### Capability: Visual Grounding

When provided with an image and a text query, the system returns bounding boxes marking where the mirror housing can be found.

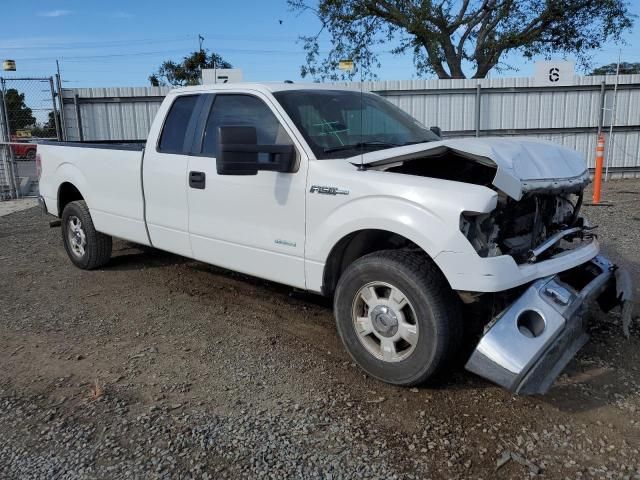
[429,126,442,138]
[217,126,295,176]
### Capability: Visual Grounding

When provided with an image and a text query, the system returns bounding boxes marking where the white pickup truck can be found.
[37,83,632,394]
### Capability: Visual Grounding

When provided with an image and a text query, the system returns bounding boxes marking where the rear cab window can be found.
[157,95,201,154]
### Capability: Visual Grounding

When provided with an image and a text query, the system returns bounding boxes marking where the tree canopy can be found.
[149,50,233,86]
[31,111,60,138]
[589,61,640,76]
[3,89,36,133]
[289,0,635,80]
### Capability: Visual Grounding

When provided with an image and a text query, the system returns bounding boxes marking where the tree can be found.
[31,111,60,138]
[149,50,233,86]
[3,89,36,133]
[289,0,634,80]
[589,61,640,75]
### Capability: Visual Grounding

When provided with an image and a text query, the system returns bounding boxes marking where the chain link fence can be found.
[0,77,61,200]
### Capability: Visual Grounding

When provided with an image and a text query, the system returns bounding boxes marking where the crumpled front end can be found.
[465,255,633,394]
[459,184,593,265]
[360,137,633,394]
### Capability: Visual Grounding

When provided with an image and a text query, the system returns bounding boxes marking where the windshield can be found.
[273,89,439,159]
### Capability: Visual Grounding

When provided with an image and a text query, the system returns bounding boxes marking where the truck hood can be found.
[352,137,589,200]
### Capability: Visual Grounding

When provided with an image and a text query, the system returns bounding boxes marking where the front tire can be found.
[61,200,112,269]
[334,250,461,386]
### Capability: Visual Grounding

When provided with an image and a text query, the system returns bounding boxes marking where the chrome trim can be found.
[309,185,349,195]
[465,255,627,395]
[528,226,584,263]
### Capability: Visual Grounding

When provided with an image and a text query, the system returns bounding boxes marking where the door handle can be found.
[189,171,206,189]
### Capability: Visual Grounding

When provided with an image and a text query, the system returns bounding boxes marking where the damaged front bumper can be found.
[465,255,633,395]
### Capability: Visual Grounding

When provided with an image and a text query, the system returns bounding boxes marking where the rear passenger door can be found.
[143,94,204,257]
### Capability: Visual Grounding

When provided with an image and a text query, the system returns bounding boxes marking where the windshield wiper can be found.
[323,141,401,153]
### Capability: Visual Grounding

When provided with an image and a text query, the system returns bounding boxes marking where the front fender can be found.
[307,195,469,261]
[305,195,481,292]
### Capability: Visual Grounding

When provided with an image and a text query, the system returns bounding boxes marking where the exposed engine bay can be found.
[367,147,595,265]
[381,148,497,188]
[459,190,594,264]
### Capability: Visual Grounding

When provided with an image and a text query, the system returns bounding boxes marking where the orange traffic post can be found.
[592,134,605,204]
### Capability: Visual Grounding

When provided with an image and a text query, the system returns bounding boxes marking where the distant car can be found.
[10,136,38,160]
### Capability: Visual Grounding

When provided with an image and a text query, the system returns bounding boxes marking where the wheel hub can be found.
[370,304,399,337]
[67,215,86,257]
[351,281,419,363]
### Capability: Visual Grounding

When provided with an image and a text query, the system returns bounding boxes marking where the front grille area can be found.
[496,193,581,263]
[461,190,587,264]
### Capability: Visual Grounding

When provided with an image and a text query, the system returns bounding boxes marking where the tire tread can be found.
[62,200,112,270]
[334,249,462,386]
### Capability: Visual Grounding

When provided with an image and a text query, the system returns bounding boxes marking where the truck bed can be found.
[40,140,146,151]
[38,142,150,246]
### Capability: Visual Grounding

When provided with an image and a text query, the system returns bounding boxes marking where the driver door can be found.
[187,92,308,289]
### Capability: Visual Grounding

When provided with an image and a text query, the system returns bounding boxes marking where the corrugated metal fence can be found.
[61,75,640,176]
[62,86,170,142]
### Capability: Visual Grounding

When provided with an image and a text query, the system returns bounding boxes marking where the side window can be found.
[158,95,200,153]
[201,94,292,157]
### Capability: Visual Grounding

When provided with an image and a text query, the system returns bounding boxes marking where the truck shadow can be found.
[106,242,190,270]
[103,240,639,413]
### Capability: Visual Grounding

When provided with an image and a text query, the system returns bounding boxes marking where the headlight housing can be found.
[460,211,502,258]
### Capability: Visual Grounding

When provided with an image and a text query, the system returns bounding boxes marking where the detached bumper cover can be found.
[465,255,633,395]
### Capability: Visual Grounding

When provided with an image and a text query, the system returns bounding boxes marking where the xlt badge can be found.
[309,185,349,195]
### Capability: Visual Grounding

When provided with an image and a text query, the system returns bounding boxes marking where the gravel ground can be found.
[1,179,639,479]
[0,198,37,217]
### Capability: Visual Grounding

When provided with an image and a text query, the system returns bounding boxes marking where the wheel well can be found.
[58,182,84,217]
[322,229,423,296]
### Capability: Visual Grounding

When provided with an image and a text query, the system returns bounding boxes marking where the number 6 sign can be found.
[534,61,574,86]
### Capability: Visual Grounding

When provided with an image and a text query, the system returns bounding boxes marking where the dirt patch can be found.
[1,180,639,478]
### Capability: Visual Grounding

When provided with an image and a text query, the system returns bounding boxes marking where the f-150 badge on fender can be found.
[309,185,349,195]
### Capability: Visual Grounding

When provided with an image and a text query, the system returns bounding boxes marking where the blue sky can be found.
[1,0,639,87]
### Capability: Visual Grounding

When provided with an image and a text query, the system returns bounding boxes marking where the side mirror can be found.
[430,126,442,138]
[217,126,295,176]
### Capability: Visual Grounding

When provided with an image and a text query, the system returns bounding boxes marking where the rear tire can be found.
[334,250,462,386]
[61,200,112,270]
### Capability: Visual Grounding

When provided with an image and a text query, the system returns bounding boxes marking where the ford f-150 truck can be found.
[37,83,633,394]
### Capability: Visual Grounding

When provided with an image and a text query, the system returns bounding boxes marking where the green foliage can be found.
[31,111,60,138]
[589,62,640,75]
[289,0,635,80]
[149,50,233,86]
[3,89,36,133]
